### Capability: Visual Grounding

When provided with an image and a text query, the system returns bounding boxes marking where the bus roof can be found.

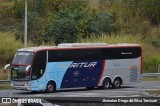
[17,43,141,52]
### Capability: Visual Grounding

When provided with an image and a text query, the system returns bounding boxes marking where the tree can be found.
[43,6,114,44]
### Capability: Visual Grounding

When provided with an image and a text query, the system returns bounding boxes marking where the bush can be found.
[12,0,24,18]
[43,6,114,45]
[143,56,160,73]
[98,0,160,36]
[152,40,160,48]
[27,11,39,31]
[144,56,160,65]
[0,32,23,66]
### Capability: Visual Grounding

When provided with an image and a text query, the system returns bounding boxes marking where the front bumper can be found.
[11,84,30,91]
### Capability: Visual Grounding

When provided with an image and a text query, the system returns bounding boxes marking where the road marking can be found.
[95,90,140,93]
[130,95,141,97]
[128,88,160,91]
[106,96,130,97]
[106,95,141,97]
[152,86,160,88]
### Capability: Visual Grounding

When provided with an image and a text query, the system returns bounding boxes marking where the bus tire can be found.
[112,78,122,89]
[46,82,56,93]
[102,78,111,89]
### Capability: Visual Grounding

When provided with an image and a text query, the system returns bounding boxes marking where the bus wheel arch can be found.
[46,80,56,93]
[102,77,111,89]
[112,77,122,89]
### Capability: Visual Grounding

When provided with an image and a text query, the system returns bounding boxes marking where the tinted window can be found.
[48,47,141,62]
[102,48,114,59]
[103,47,141,59]
[48,49,103,62]
[114,47,141,59]
[12,51,34,64]
[32,51,46,80]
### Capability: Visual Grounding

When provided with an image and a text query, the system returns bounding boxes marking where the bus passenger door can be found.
[31,51,47,91]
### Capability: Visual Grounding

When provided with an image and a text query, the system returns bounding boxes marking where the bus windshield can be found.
[11,66,30,81]
[12,51,35,65]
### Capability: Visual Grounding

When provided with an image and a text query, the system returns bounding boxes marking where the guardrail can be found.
[142,73,160,77]
[0,80,10,84]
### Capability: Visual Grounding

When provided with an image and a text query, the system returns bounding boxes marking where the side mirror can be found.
[25,65,31,75]
[4,64,11,73]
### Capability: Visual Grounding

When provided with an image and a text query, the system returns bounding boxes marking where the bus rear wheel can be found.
[102,78,111,89]
[46,82,56,93]
[112,78,122,89]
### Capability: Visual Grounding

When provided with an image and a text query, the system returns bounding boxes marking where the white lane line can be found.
[128,88,160,91]
[60,92,139,96]
[96,88,160,91]
[102,94,141,97]
[105,96,129,97]
[130,95,141,97]
[56,93,102,97]
[152,86,160,88]
[95,90,140,93]
[35,93,101,97]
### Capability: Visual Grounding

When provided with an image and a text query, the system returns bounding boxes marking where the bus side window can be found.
[32,51,46,80]
[114,47,141,59]
[102,48,115,60]
[86,49,103,60]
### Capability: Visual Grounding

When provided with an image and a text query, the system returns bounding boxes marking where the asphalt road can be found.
[0,81,160,99]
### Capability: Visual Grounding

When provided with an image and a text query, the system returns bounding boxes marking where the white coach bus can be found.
[4,43,142,92]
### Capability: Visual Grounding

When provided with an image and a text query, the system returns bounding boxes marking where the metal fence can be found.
[142,73,160,77]
[0,80,10,84]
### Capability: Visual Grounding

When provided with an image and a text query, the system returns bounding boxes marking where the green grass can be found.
[0,84,10,90]
[0,1,14,7]
[142,77,160,82]
[0,0,14,14]
[0,104,11,106]
[0,68,8,80]
[146,90,160,96]
[0,32,23,55]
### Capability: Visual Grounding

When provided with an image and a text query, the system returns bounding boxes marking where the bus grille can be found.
[130,68,138,82]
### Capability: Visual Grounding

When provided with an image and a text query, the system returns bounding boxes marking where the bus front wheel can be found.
[102,78,111,89]
[46,82,56,93]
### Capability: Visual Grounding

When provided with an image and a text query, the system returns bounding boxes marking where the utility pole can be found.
[24,0,27,47]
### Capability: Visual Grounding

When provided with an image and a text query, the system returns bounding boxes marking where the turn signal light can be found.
[3,69,7,73]
[25,71,29,75]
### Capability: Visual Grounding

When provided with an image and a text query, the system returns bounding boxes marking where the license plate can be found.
[14,81,25,86]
